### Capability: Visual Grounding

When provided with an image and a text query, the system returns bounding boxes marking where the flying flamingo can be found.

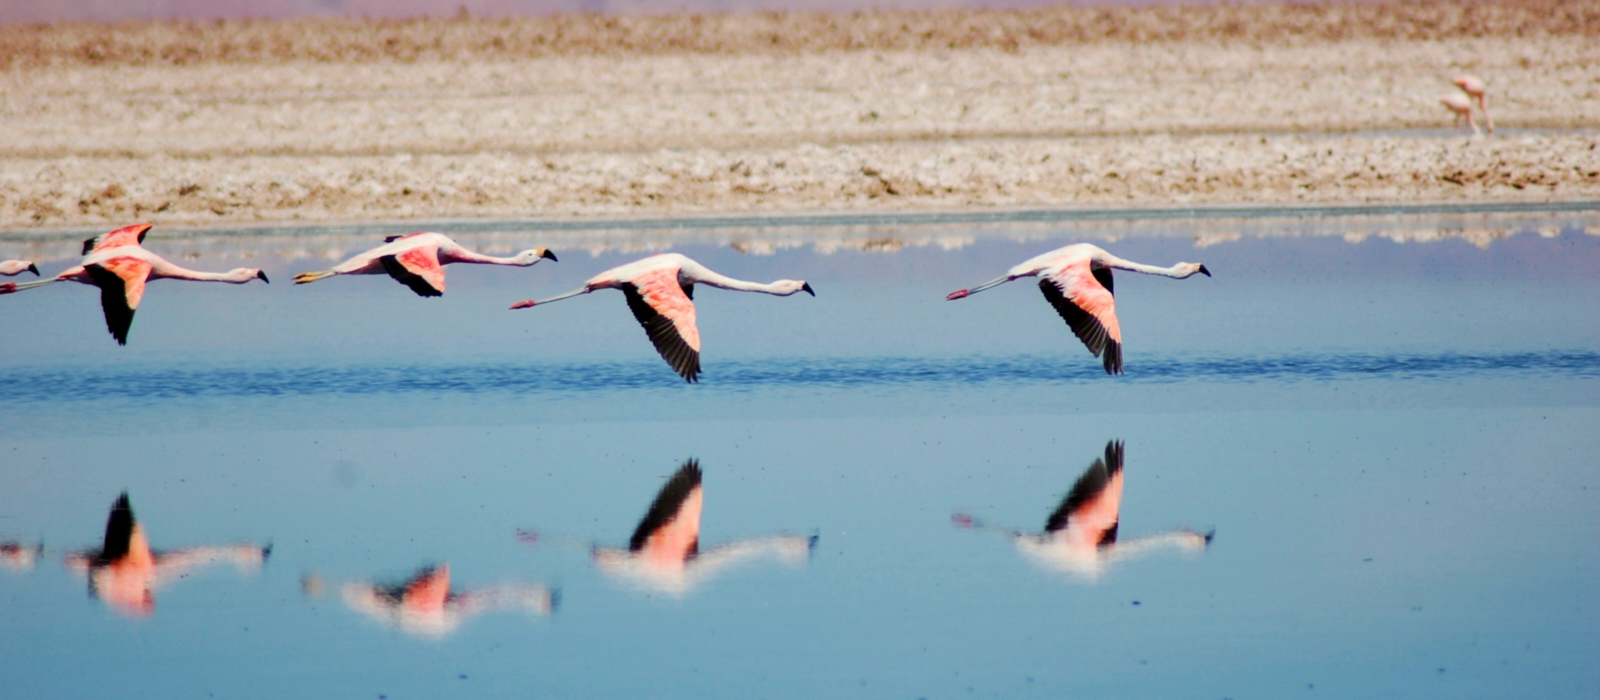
[508,253,814,382]
[0,223,269,345]
[292,232,556,297]
[518,459,816,596]
[1440,93,1480,136]
[945,243,1208,375]
[1452,75,1493,134]
[63,493,270,617]
[305,563,555,638]
[953,441,1211,582]
[1,259,39,277]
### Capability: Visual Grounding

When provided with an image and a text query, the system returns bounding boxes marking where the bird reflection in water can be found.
[304,564,555,639]
[953,441,1211,581]
[519,459,815,597]
[63,493,270,617]
[2,541,44,572]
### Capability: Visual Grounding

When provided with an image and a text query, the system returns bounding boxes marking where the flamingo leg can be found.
[946,275,1013,300]
[509,287,588,309]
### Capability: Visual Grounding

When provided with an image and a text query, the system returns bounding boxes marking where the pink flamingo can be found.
[945,243,1208,375]
[508,253,814,382]
[63,493,270,617]
[953,441,1211,581]
[1452,75,1493,134]
[306,563,554,638]
[519,459,815,596]
[1440,93,1480,136]
[1,259,39,277]
[293,232,556,297]
[0,223,268,345]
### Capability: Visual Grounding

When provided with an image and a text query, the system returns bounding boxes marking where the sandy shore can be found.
[1,1,1597,230]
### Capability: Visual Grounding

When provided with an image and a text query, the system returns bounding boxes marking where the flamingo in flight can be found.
[63,493,270,617]
[1452,75,1493,134]
[1,259,40,278]
[945,243,1208,374]
[0,223,268,345]
[1440,93,1480,136]
[953,441,1211,582]
[518,459,815,596]
[306,563,555,638]
[508,253,814,382]
[292,232,556,297]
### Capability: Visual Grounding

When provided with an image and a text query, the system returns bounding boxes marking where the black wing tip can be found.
[384,235,403,243]
[379,254,444,297]
[1103,340,1123,375]
[627,460,704,551]
[1104,440,1125,476]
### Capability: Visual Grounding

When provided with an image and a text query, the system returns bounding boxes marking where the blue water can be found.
[1,219,1597,698]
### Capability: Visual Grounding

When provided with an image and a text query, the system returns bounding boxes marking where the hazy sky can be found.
[2,0,1192,25]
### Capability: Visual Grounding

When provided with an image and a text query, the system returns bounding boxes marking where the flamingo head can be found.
[1451,75,1485,96]
[230,268,270,284]
[513,248,558,266]
[1179,262,1211,278]
[771,280,815,296]
[27,263,39,276]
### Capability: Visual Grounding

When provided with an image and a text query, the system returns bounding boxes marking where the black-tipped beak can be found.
[256,270,271,284]
[801,282,815,296]
[1198,264,1211,277]
[27,263,39,276]
[541,249,558,262]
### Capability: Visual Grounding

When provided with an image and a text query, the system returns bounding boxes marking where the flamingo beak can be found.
[1198,265,1211,277]
[509,299,536,310]
[801,282,815,296]
[946,289,970,300]
[256,270,271,283]
[27,263,39,276]
[541,249,558,262]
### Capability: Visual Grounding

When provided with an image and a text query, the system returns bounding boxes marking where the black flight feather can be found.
[621,283,701,383]
[1038,278,1122,375]
[629,459,703,554]
[1044,441,1125,537]
[85,263,136,345]
[96,493,137,564]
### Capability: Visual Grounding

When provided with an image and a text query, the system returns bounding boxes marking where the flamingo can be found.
[1440,93,1480,136]
[0,223,268,345]
[306,564,555,638]
[508,253,814,382]
[1,541,44,572]
[953,441,1211,582]
[518,459,815,596]
[292,232,556,297]
[1452,74,1493,134]
[63,493,270,617]
[1,259,39,277]
[945,243,1208,375]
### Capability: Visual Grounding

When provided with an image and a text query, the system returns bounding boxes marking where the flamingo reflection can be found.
[63,493,270,617]
[304,563,555,638]
[2,541,44,572]
[519,459,815,596]
[953,441,1211,581]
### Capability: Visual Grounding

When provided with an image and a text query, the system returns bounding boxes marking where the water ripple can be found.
[2,350,1596,404]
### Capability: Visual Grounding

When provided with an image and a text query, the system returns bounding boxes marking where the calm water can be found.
[2,216,1598,698]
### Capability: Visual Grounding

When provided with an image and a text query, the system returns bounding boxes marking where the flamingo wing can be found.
[81,223,151,255]
[400,565,452,612]
[621,267,702,382]
[383,232,427,244]
[630,459,703,561]
[1045,441,1125,546]
[84,256,151,345]
[379,247,445,297]
[1039,262,1123,375]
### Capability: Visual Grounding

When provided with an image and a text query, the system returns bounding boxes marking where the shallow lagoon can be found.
[2,212,1598,698]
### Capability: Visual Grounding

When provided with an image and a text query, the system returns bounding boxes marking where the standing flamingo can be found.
[1452,75,1493,134]
[292,232,556,297]
[508,253,814,382]
[518,459,815,596]
[305,563,555,638]
[1,259,39,277]
[953,441,1211,581]
[63,493,270,617]
[0,223,268,345]
[945,243,1208,375]
[1440,93,1480,136]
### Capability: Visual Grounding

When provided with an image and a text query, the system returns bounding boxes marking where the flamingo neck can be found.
[173,269,255,283]
[690,269,787,295]
[447,249,525,266]
[1099,256,1190,279]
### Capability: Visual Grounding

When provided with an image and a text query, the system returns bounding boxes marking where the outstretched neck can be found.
[446,249,524,266]
[690,269,790,295]
[1098,255,1192,279]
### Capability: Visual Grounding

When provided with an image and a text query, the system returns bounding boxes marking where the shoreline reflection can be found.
[304,564,555,639]
[520,458,815,597]
[63,493,270,617]
[954,441,1211,582]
